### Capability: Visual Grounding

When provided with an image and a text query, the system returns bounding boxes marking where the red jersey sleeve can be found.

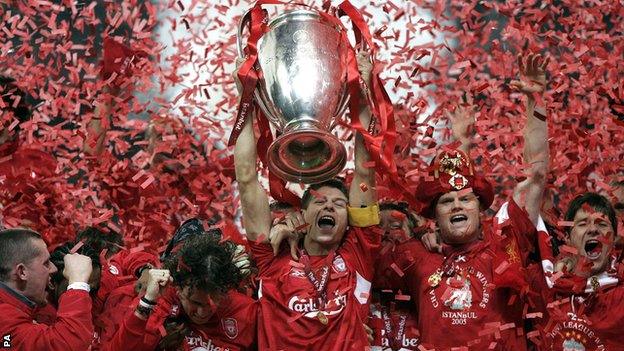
[1,290,93,351]
[110,250,159,277]
[339,226,382,281]
[101,310,152,351]
[494,199,538,260]
[248,239,279,276]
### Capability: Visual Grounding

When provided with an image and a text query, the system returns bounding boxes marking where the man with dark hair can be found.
[103,231,256,351]
[0,228,95,350]
[34,240,104,328]
[234,51,380,350]
[527,192,624,350]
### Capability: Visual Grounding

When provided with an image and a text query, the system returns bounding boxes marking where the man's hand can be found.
[233,57,245,95]
[356,50,373,88]
[63,253,93,285]
[363,322,374,344]
[269,211,306,260]
[421,231,442,254]
[143,269,171,302]
[510,53,549,95]
[157,317,190,350]
[134,266,152,294]
[233,245,252,277]
[446,99,476,143]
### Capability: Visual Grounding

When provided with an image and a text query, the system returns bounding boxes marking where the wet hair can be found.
[379,201,418,230]
[75,226,124,256]
[49,241,101,288]
[0,228,42,281]
[301,178,349,209]
[165,230,244,296]
[564,192,617,237]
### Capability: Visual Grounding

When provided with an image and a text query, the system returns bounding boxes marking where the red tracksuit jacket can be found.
[0,282,93,350]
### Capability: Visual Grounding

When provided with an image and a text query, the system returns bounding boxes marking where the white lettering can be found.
[429,289,438,308]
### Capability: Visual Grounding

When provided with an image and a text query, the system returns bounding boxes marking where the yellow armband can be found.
[347,203,380,227]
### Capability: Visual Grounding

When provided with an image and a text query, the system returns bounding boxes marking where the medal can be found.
[317,311,328,325]
[300,250,335,325]
[428,269,442,287]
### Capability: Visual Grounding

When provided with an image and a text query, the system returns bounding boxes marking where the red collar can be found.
[0,281,37,316]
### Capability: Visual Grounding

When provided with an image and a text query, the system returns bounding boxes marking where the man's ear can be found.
[15,263,28,281]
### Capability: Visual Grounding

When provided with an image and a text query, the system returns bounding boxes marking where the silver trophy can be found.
[237,9,350,184]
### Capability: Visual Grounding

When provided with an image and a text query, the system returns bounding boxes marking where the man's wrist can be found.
[67,282,91,292]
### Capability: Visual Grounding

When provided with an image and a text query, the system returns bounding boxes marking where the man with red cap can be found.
[379,53,550,350]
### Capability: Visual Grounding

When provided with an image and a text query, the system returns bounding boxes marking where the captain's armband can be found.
[347,203,380,227]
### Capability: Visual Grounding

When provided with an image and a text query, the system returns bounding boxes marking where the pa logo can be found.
[2,334,10,348]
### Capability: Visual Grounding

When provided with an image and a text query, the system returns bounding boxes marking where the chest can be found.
[546,297,621,350]
[414,255,502,321]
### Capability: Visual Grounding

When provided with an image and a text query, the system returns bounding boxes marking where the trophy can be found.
[237,9,350,184]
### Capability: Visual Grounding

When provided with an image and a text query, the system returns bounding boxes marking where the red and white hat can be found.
[415,148,494,218]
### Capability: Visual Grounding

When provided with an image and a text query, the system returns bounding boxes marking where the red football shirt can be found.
[540,288,624,351]
[249,226,381,350]
[103,286,257,351]
[369,303,420,351]
[385,200,536,350]
[526,260,624,350]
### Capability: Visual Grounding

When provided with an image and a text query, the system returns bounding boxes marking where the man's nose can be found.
[586,221,600,235]
[451,197,462,210]
[50,262,58,274]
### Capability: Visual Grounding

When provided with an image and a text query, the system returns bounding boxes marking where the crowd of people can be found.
[1,8,624,351]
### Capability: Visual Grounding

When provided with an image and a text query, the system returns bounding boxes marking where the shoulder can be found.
[221,291,257,316]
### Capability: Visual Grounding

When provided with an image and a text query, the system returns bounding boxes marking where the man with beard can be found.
[528,192,624,350]
[0,228,94,350]
[234,49,380,349]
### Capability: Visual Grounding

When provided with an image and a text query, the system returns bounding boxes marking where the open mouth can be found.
[450,214,468,225]
[584,239,603,260]
[317,215,336,230]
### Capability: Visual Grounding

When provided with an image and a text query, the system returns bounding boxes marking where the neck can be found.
[303,236,338,256]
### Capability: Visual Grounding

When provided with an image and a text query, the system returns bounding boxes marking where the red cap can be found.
[415,148,494,218]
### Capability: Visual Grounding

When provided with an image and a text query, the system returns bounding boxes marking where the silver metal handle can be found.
[236,9,253,58]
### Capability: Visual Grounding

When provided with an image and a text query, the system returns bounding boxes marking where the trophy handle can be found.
[236,9,253,58]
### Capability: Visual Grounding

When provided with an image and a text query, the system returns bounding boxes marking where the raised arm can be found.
[234,115,271,242]
[511,53,550,225]
[84,87,114,156]
[349,51,377,208]
[447,98,476,155]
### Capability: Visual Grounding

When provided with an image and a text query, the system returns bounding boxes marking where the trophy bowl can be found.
[238,9,350,184]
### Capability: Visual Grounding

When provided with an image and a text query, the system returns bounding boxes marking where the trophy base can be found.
[268,130,347,184]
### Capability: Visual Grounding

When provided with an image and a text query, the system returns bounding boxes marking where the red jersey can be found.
[103,286,257,351]
[369,303,420,351]
[526,253,624,350]
[384,200,536,350]
[538,287,624,351]
[249,226,381,350]
[0,282,93,351]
